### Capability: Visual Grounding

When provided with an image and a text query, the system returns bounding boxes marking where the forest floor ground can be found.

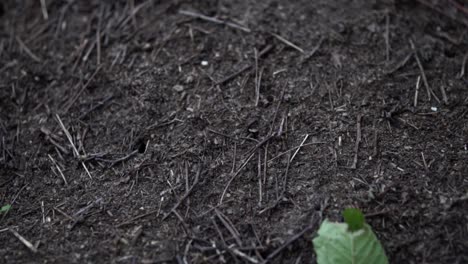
[0,0,467,263]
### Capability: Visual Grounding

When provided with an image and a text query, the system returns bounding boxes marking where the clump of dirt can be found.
[1,0,467,263]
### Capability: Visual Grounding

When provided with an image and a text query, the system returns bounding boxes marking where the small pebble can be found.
[172,84,184,92]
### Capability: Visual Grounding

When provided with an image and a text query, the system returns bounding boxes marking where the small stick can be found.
[301,37,324,64]
[268,85,286,135]
[79,95,114,120]
[263,143,268,186]
[439,84,448,105]
[117,208,159,227]
[41,201,45,223]
[162,166,201,220]
[215,209,242,247]
[82,40,96,62]
[230,247,260,264]
[96,6,103,66]
[231,142,237,173]
[414,75,421,107]
[270,33,304,53]
[254,48,259,106]
[9,228,38,253]
[56,115,92,179]
[172,209,190,236]
[216,45,273,85]
[56,115,79,158]
[219,152,255,205]
[73,198,102,217]
[129,0,137,29]
[179,10,251,33]
[385,10,390,62]
[40,0,49,20]
[386,53,412,75]
[290,134,309,163]
[96,150,138,167]
[15,37,41,62]
[351,115,362,169]
[281,152,292,196]
[48,154,68,185]
[459,51,468,78]
[257,151,262,206]
[421,152,428,171]
[266,142,325,164]
[71,39,89,72]
[255,67,264,107]
[409,39,441,103]
[372,119,379,158]
[54,207,75,221]
[63,66,101,113]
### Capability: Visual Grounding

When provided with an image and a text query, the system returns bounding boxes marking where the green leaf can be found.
[0,204,11,213]
[313,219,388,264]
[343,208,365,232]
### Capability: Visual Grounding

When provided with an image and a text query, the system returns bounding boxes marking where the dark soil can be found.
[1,0,467,263]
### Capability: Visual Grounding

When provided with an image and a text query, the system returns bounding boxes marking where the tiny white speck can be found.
[431,107,437,112]
[201,61,208,66]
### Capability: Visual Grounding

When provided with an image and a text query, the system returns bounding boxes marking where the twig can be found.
[351,115,362,169]
[129,0,137,29]
[215,209,242,246]
[301,37,324,64]
[270,33,304,53]
[40,127,69,154]
[163,166,201,220]
[256,67,264,106]
[439,83,449,105]
[117,208,158,227]
[40,0,48,20]
[48,154,68,185]
[281,152,292,196]
[73,198,102,217]
[458,51,468,78]
[96,5,103,66]
[230,247,260,264]
[385,53,412,75]
[409,39,441,103]
[179,10,251,33]
[414,75,421,107]
[219,151,255,205]
[63,66,102,113]
[9,228,38,253]
[216,45,273,85]
[254,48,260,106]
[16,37,42,62]
[56,115,79,158]
[421,152,428,171]
[290,134,309,163]
[41,201,45,223]
[266,142,325,164]
[56,115,92,179]
[231,142,237,173]
[95,150,138,167]
[257,151,262,206]
[79,95,114,120]
[385,10,390,62]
